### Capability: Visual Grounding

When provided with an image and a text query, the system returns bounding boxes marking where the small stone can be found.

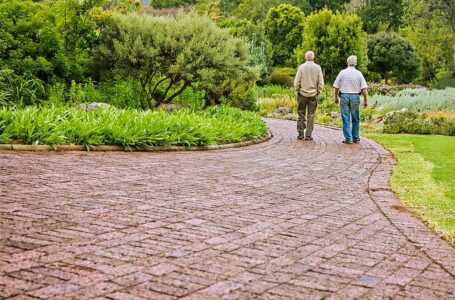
[399,107,409,113]
[330,111,339,119]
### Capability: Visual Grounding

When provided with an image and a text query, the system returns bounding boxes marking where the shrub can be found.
[368,83,426,96]
[432,76,455,89]
[270,68,296,87]
[256,85,295,99]
[0,105,267,147]
[173,86,205,110]
[316,114,331,124]
[0,70,45,106]
[370,87,455,112]
[383,111,455,136]
[368,32,420,84]
[257,97,297,116]
[96,13,257,109]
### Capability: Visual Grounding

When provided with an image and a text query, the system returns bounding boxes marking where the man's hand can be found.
[335,97,339,105]
[363,102,368,108]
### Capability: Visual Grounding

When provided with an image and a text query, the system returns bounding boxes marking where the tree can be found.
[308,0,350,11]
[195,0,223,22]
[0,0,60,82]
[368,32,420,83]
[301,9,368,81]
[359,0,403,33]
[219,0,243,14]
[232,0,310,22]
[233,0,277,22]
[96,13,257,109]
[402,0,455,78]
[220,18,273,84]
[150,0,196,8]
[264,4,305,66]
[0,0,110,84]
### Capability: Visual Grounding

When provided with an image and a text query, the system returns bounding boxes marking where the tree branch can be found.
[163,81,191,105]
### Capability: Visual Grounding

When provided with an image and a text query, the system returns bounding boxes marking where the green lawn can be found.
[367,134,455,244]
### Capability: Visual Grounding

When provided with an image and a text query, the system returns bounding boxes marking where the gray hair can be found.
[305,51,315,61]
[347,55,357,66]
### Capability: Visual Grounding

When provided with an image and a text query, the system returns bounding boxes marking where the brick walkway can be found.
[1,119,454,299]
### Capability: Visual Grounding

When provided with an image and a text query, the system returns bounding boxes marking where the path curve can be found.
[1,119,454,299]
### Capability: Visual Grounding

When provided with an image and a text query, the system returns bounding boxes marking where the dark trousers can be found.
[297,94,318,138]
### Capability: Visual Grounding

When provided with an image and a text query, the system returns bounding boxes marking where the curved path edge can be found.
[319,124,455,278]
[0,130,273,152]
[365,138,455,278]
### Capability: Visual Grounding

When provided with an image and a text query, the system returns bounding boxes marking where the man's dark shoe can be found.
[342,140,353,144]
[305,137,313,141]
[353,139,360,143]
[297,136,305,140]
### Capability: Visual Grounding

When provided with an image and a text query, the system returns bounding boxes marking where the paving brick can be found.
[1,120,455,299]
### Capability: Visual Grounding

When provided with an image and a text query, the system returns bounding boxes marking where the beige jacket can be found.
[294,61,324,97]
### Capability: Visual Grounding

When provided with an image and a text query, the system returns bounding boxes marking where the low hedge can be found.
[383,111,455,136]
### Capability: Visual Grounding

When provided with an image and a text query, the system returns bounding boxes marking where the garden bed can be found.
[0,106,269,150]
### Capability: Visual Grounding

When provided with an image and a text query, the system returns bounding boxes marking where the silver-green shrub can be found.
[370,88,455,112]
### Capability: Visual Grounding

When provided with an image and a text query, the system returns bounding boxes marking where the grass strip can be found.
[368,134,455,244]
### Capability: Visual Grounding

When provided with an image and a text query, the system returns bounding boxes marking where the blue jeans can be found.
[340,94,360,142]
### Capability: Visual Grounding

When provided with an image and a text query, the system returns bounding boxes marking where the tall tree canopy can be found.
[401,0,455,81]
[359,0,403,33]
[301,8,368,81]
[264,4,305,66]
[308,0,350,11]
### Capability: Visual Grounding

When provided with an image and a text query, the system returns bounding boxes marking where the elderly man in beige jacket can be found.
[294,51,324,140]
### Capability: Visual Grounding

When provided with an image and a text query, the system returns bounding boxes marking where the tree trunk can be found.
[384,73,389,85]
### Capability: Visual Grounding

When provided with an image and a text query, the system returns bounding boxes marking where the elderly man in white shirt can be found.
[333,55,368,144]
[294,51,324,141]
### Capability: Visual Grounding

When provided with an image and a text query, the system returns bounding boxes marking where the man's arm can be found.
[361,88,368,108]
[360,73,368,108]
[294,67,302,92]
[334,88,340,105]
[333,72,342,105]
[317,68,324,94]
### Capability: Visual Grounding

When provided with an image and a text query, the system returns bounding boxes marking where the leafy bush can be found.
[368,83,426,96]
[257,97,297,116]
[368,32,420,84]
[270,68,296,87]
[219,18,273,85]
[0,0,110,85]
[432,76,455,89]
[0,106,267,147]
[256,85,295,99]
[370,88,455,112]
[173,86,205,110]
[383,111,455,136]
[0,70,45,106]
[316,114,331,125]
[96,13,257,109]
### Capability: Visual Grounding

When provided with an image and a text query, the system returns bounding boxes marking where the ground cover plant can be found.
[370,88,455,112]
[368,134,455,244]
[0,106,267,148]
